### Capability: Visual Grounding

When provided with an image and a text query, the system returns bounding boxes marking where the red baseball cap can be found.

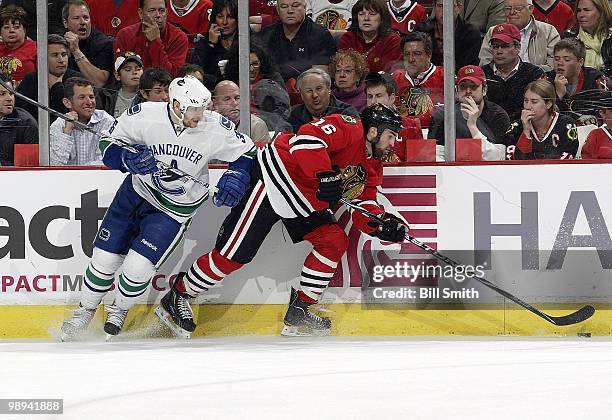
[490,23,521,44]
[456,65,486,86]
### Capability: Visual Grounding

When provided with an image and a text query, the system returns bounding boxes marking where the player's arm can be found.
[99,105,157,175]
[349,185,408,243]
[211,114,257,207]
[289,118,350,206]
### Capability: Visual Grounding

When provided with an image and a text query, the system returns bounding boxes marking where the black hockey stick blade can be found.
[545,305,595,326]
[341,198,596,326]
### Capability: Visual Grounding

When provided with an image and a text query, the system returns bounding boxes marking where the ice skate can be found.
[104,302,128,340]
[155,275,196,339]
[60,305,97,341]
[281,288,331,336]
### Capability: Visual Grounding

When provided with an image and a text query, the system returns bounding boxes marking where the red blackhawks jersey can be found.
[581,126,612,159]
[532,0,575,34]
[258,114,385,233]
[167,0,213,48]
[392,64,444,128]
[388,0,428,34]
[89,0,140,38]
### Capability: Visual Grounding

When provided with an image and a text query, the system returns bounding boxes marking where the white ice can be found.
[1,337,611,420]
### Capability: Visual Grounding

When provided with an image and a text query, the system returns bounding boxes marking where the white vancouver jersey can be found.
[101,102,255,223]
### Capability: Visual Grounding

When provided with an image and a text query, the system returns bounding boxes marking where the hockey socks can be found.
[182,249,243,297]
[115,250,156,311]
[298,225,347,303]
[80,248,124,310]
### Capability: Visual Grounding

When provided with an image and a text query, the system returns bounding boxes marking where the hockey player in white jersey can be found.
[61,76,256,340]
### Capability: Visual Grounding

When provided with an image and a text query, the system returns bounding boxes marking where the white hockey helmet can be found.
[169,75,211,122]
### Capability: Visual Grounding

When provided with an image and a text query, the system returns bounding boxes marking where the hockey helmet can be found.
[169,75,211,122]
[360,103,403,134]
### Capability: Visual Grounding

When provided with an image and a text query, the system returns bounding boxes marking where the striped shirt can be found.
[50,110,115,166]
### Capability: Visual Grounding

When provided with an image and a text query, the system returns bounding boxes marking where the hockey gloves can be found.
[214,168,250,207]
[121,144,157,175]
[316,167,342,206]
[369,213,407,243]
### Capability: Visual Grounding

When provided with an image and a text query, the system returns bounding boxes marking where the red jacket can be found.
[581,126,612,159]
[338,30,402,73]
[388,1,428,34]
[114,22,188,77]
[0,39,36,82]
[89,0,140,38]
[167,0,213,48]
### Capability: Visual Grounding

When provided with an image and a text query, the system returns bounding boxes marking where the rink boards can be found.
[1,161,611,337]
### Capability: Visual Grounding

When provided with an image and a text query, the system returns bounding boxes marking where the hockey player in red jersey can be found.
[155,104,408,337]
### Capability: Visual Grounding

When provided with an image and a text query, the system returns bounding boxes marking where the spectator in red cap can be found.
[479,0,560,71]
[481,23,544,120]
[428,65,510,160]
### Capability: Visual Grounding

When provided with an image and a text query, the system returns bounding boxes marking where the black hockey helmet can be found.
[360,103,403,134]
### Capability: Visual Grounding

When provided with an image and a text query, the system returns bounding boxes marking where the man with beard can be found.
[49,77,115,165]
[428,65,510,160]
[154,104,409,338]
[213,80,271,143]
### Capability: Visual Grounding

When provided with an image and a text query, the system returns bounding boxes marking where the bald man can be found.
[213,80,271,143]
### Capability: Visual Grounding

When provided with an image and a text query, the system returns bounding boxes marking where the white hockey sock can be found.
[115,250,156,311]
[80,248,124,310]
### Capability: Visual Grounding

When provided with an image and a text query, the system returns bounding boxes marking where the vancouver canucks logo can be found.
[152,159,186,195]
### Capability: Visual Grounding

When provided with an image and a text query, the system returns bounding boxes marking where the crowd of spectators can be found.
[1,0,612,165]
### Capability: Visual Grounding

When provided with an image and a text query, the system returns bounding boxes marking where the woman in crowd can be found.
[338,0,402,73]
[224,42,285,89]
[329,49,369,112]
[0,5,36,84]
[564,0,612,70]
[192,0,238,79]
[505,79,579,160]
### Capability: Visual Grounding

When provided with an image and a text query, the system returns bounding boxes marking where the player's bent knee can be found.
[122,249,156,283]
[206,248,244,276]
[91,247,125,274]
[305,224,348,261]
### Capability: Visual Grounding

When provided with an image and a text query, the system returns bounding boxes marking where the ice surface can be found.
[0,337,611,420]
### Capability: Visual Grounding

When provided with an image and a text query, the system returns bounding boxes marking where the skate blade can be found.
[154,306,192,339]
[280,325,330,337]
[105,333,116,342]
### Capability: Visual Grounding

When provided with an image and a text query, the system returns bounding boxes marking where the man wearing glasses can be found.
[479,0,560,71]
[481,23,544,120]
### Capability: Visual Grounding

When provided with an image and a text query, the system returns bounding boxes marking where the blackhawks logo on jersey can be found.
[341,164,367,200]
[341,115,358,124]
[397,87,433,118]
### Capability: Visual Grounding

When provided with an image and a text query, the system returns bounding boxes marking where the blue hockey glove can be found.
[214,168,250,207]
[369,213,407,242]
[121,144,157,175]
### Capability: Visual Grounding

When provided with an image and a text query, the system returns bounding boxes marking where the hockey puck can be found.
[577,332,592,338]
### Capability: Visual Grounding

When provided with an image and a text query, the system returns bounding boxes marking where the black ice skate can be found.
[281,288,331,336]
[155,275,196,339]
[104,302,128,340]
[60,305,96,341]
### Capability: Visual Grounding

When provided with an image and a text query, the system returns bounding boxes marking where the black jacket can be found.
[414,17,482,71]
[16,68,82,122]
[288,95,359,133]
[0,107,38,166]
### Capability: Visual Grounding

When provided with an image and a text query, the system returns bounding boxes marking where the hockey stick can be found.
[0,78,209,188]
[341,198,596,326]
